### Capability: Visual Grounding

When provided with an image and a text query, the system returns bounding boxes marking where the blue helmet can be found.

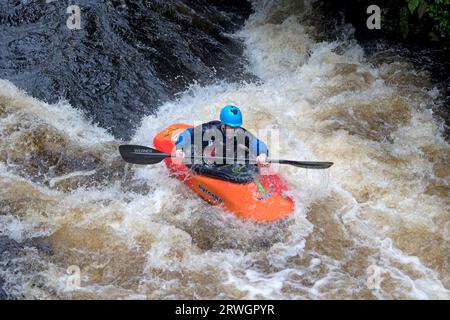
[220,105,242,127]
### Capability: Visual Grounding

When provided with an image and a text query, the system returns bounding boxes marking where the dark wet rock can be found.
[0,277,6,300]
[0,0,254,139]
[0,235,53,299]
[0,235,53,257]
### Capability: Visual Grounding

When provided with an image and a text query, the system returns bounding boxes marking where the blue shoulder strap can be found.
[176,128,193,148]
[250,137,269,156]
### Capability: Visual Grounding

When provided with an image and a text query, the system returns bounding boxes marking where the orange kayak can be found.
[153,124,294,222]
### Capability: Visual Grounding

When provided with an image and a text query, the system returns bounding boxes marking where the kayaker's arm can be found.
[250,138,269,166]
[175,128,194,152]
[249,137,269,157]
[237,143,250,153]
[174,128,194,164]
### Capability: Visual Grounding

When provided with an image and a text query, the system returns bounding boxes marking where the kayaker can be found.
[174,105,269,168]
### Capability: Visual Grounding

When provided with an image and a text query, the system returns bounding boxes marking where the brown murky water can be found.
[0,0,448,299]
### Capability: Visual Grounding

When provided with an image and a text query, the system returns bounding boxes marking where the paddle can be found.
[119,145,333,169]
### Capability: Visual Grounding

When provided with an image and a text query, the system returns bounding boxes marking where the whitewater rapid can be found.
[0,0,448,299]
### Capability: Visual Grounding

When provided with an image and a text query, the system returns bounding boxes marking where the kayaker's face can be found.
[222,124,238,136]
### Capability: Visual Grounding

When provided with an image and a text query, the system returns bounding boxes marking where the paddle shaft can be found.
[119,145,333,169]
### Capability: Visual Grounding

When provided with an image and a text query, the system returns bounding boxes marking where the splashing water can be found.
[0,0,448,299]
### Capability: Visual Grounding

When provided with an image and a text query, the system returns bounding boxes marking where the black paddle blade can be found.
[119,145,171,165]
[276,160,334,169]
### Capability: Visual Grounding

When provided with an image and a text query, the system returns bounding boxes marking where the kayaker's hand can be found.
[173,149,185,165]
[256,154,269,167]
[176,149,185,158]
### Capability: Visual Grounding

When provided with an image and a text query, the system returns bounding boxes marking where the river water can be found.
[0,0,448,299]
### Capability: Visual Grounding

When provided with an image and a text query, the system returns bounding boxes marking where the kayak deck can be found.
[153,123,294,222]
